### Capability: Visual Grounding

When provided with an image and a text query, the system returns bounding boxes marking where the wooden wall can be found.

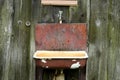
[0,0,120,80]
[87,0,120,80]
[0,0,31,80]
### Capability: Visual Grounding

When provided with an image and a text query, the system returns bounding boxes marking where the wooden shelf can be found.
[41,0,78,6]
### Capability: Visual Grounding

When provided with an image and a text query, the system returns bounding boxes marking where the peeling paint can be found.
[70,62,80,69]
[72,59,77,61]
[41,59,47,63]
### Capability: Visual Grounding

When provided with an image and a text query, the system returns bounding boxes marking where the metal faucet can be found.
[58,11,63,24]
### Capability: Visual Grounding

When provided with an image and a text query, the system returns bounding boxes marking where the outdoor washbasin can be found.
[34,23,88,69]
[33,50,88,69]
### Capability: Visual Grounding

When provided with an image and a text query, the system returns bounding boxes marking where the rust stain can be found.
[35,23,87,51]
[36,59,87,69]
[35,23,88,80]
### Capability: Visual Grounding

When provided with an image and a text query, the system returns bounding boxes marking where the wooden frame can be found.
[41,0,78,6]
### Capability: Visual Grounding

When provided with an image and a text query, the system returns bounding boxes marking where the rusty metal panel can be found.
[36,59,87,69]
[35,23,87,51]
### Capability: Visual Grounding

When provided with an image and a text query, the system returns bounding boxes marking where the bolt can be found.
[17,20,22,25]
[25,21,31,26]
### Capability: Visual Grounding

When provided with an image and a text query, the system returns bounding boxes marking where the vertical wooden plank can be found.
[0,0,13,80]
[87,0,109,80]
[29,0,42,80]
[69,0,87,23]
[9,0,31,80]
[0,0,31,80]
[87,0,120,80]
[107,0,120,80]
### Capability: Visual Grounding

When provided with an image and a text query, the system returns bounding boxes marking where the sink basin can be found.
[34,50,88,69]
[34,51,88,59]
[34,23,88,69]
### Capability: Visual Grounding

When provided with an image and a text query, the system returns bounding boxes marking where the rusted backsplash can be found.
[35,23,87,50]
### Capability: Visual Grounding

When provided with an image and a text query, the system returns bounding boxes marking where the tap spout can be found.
[58,11,63,24]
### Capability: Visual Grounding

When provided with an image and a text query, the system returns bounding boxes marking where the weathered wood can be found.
[107,0,120,80]
[1,0,120,80]
[69,0,87,23]
[39,0,87,23]
[0,0,31,80]
[0,0,14,80]
[41,0,78,6]
[10,0,31,80]
[87,0,109,79]
[87,0,120,80]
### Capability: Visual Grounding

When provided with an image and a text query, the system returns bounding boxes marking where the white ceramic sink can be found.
[33,50,88,59]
